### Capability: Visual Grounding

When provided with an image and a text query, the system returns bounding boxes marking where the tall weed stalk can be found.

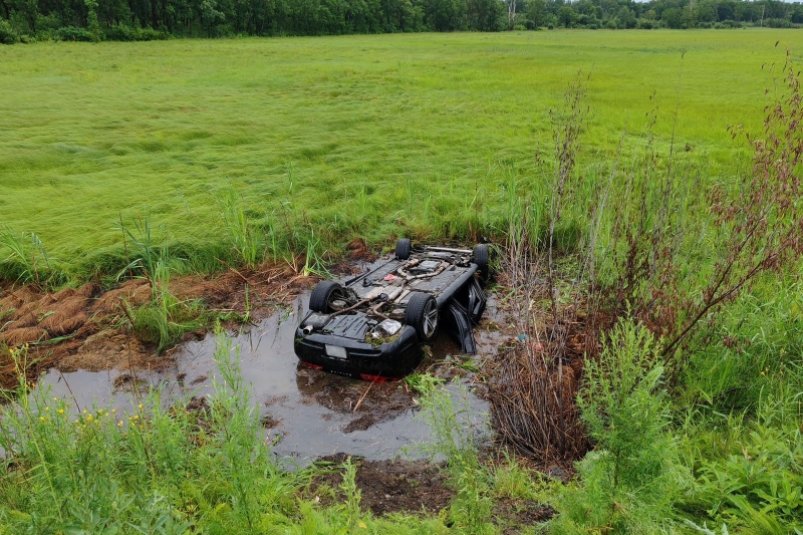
[220,189,264,268]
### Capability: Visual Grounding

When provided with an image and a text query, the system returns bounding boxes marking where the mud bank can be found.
[0,264,311,389]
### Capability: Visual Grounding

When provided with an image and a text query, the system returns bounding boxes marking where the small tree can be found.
[552,318,684,533]
[84,0,102,41]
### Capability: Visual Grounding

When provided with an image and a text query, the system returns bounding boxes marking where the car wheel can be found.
[405,292,438,341]
[309,281,344,313]
[395,238,412,260]
[472,244,492,284]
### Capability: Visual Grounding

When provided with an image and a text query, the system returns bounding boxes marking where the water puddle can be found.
[33,292,505,465]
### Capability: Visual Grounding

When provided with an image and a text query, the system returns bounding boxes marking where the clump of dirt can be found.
[0,263,312,390]
[112,372,151,392]
[307,454,454,516]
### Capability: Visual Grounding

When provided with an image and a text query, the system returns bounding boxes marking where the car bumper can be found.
[294,325,422,379]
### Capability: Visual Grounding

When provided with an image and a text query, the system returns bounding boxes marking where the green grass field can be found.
[2,29,802,280]
[2,29,802,534]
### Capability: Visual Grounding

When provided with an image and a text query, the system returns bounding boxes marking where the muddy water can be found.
[35,294,504,465]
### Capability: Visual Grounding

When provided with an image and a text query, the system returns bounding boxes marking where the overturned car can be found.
[294,240,492,379]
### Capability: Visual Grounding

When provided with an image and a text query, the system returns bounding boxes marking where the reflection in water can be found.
[32,294,502,465]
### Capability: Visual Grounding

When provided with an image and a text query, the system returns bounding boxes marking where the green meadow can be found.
[2,29,801,280]
[1,29,802,534]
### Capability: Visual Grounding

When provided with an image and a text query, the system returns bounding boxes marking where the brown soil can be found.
[0,263,313,390]
[307,454,454,516]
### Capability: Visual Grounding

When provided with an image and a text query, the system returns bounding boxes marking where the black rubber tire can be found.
[472,244,492,284]
[395,238,412,260]
[405,292,438,341]
[309,281,343,313]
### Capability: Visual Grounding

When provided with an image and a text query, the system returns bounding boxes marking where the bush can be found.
[764,18,792,28]
[104,24,168,41]
[56,26,96,42]
[0,19,18,44]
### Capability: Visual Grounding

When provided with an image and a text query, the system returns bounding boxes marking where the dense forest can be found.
[0,0,802,43]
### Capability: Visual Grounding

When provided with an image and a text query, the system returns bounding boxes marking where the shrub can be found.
[0,19,18,44]
[56,26,96,41]
[551,318,686,533]
[764,18,792,28]
[104,24,168,41]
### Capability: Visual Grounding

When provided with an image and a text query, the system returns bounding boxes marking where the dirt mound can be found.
[92,280,150,315]
[308,454,454,516]
[0,263,310,390]
[0,327,48,346]
[58,329,168,373]
[39,295,89,335]
[346,238,371,260]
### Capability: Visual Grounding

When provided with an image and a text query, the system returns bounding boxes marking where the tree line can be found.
[1,0,801,44]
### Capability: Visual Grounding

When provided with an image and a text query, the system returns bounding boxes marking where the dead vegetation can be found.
[487,222,597,465]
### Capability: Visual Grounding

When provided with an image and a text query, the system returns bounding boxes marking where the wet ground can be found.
[33,292,505,465]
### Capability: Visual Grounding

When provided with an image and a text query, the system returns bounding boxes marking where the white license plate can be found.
[325,344,348,359]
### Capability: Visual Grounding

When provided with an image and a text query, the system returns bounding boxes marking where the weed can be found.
[404,371,444,395]
[0,226,62,288]
[220,188,264,268]
[0,334,455,533]
[418,381,494,534]
[113,219,209,352]
[340,457,362,530]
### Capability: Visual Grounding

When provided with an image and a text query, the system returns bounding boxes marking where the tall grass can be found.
[0,226,63,288]
[117,218,207,352]
[220,189,264,268]
[123,258,207,353]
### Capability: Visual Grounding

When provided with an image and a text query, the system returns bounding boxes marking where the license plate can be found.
[325,344,348,359]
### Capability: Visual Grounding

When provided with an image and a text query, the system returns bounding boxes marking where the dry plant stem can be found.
[663,53,802,359]
[547,76,587,319]
[490,211,587,463]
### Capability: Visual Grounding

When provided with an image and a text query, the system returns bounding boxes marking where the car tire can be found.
[472,244,492,284]
[309,281,343,313]
[405,292,438,341]
[395,238,412,260]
